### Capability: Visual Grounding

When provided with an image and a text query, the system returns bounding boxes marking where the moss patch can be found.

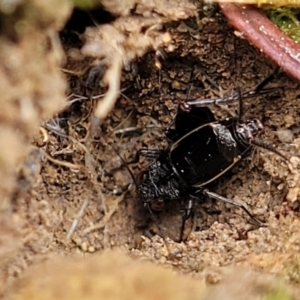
[265,8,300,43]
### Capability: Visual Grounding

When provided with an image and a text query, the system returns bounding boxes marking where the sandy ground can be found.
[1,1,300,299]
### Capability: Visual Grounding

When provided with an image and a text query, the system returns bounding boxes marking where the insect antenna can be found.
[251,139,289,162]
[254,67,279,93]
[109,143,140,190]
[236,86,288,162]
[236,87,244,122]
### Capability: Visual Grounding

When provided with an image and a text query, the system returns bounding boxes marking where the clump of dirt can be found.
[0,0,70,294]
[0,0,69,206]
[1,0,300,298]
[7,251,206,300]
[7,251,297,300]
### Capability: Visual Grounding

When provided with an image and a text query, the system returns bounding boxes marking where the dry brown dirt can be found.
[1,1,300,299]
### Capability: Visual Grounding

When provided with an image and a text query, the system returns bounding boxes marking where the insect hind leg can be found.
[184,68,280,108]
[203,189,263,227]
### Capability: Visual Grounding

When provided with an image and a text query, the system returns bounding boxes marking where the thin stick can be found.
[44,152,82,170]
[83,195,124,234]
[66,198,89,240]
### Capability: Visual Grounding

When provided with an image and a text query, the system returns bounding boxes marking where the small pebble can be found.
[276,129,294,143]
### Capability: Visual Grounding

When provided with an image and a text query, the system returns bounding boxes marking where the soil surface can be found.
[2,1,300,299]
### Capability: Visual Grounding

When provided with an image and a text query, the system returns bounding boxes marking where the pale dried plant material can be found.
[210,0,300,6]
[82,0,197,119]
[99,0,136,16]
[95,53,122,119]
[0,0,70,207]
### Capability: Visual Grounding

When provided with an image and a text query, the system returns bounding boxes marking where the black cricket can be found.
[127,74,287,242]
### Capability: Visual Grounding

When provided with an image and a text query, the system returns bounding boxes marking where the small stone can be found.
[286,187,299,203]
[284,115,295,127]
[80,242,88,252]
[88,246,95,253]
[276,129,294,143]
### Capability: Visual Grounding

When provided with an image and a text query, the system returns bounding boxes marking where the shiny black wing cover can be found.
[170,121,243,187]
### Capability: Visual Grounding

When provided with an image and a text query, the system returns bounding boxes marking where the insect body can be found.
[170,117,262,188]
[130,78,287,241]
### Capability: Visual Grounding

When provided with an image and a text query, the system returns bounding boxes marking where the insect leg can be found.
[185,69,279,108]
[203,189,263,226]
[185,87,277,107]
[126,149,163,164]
[179,197,194,242]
